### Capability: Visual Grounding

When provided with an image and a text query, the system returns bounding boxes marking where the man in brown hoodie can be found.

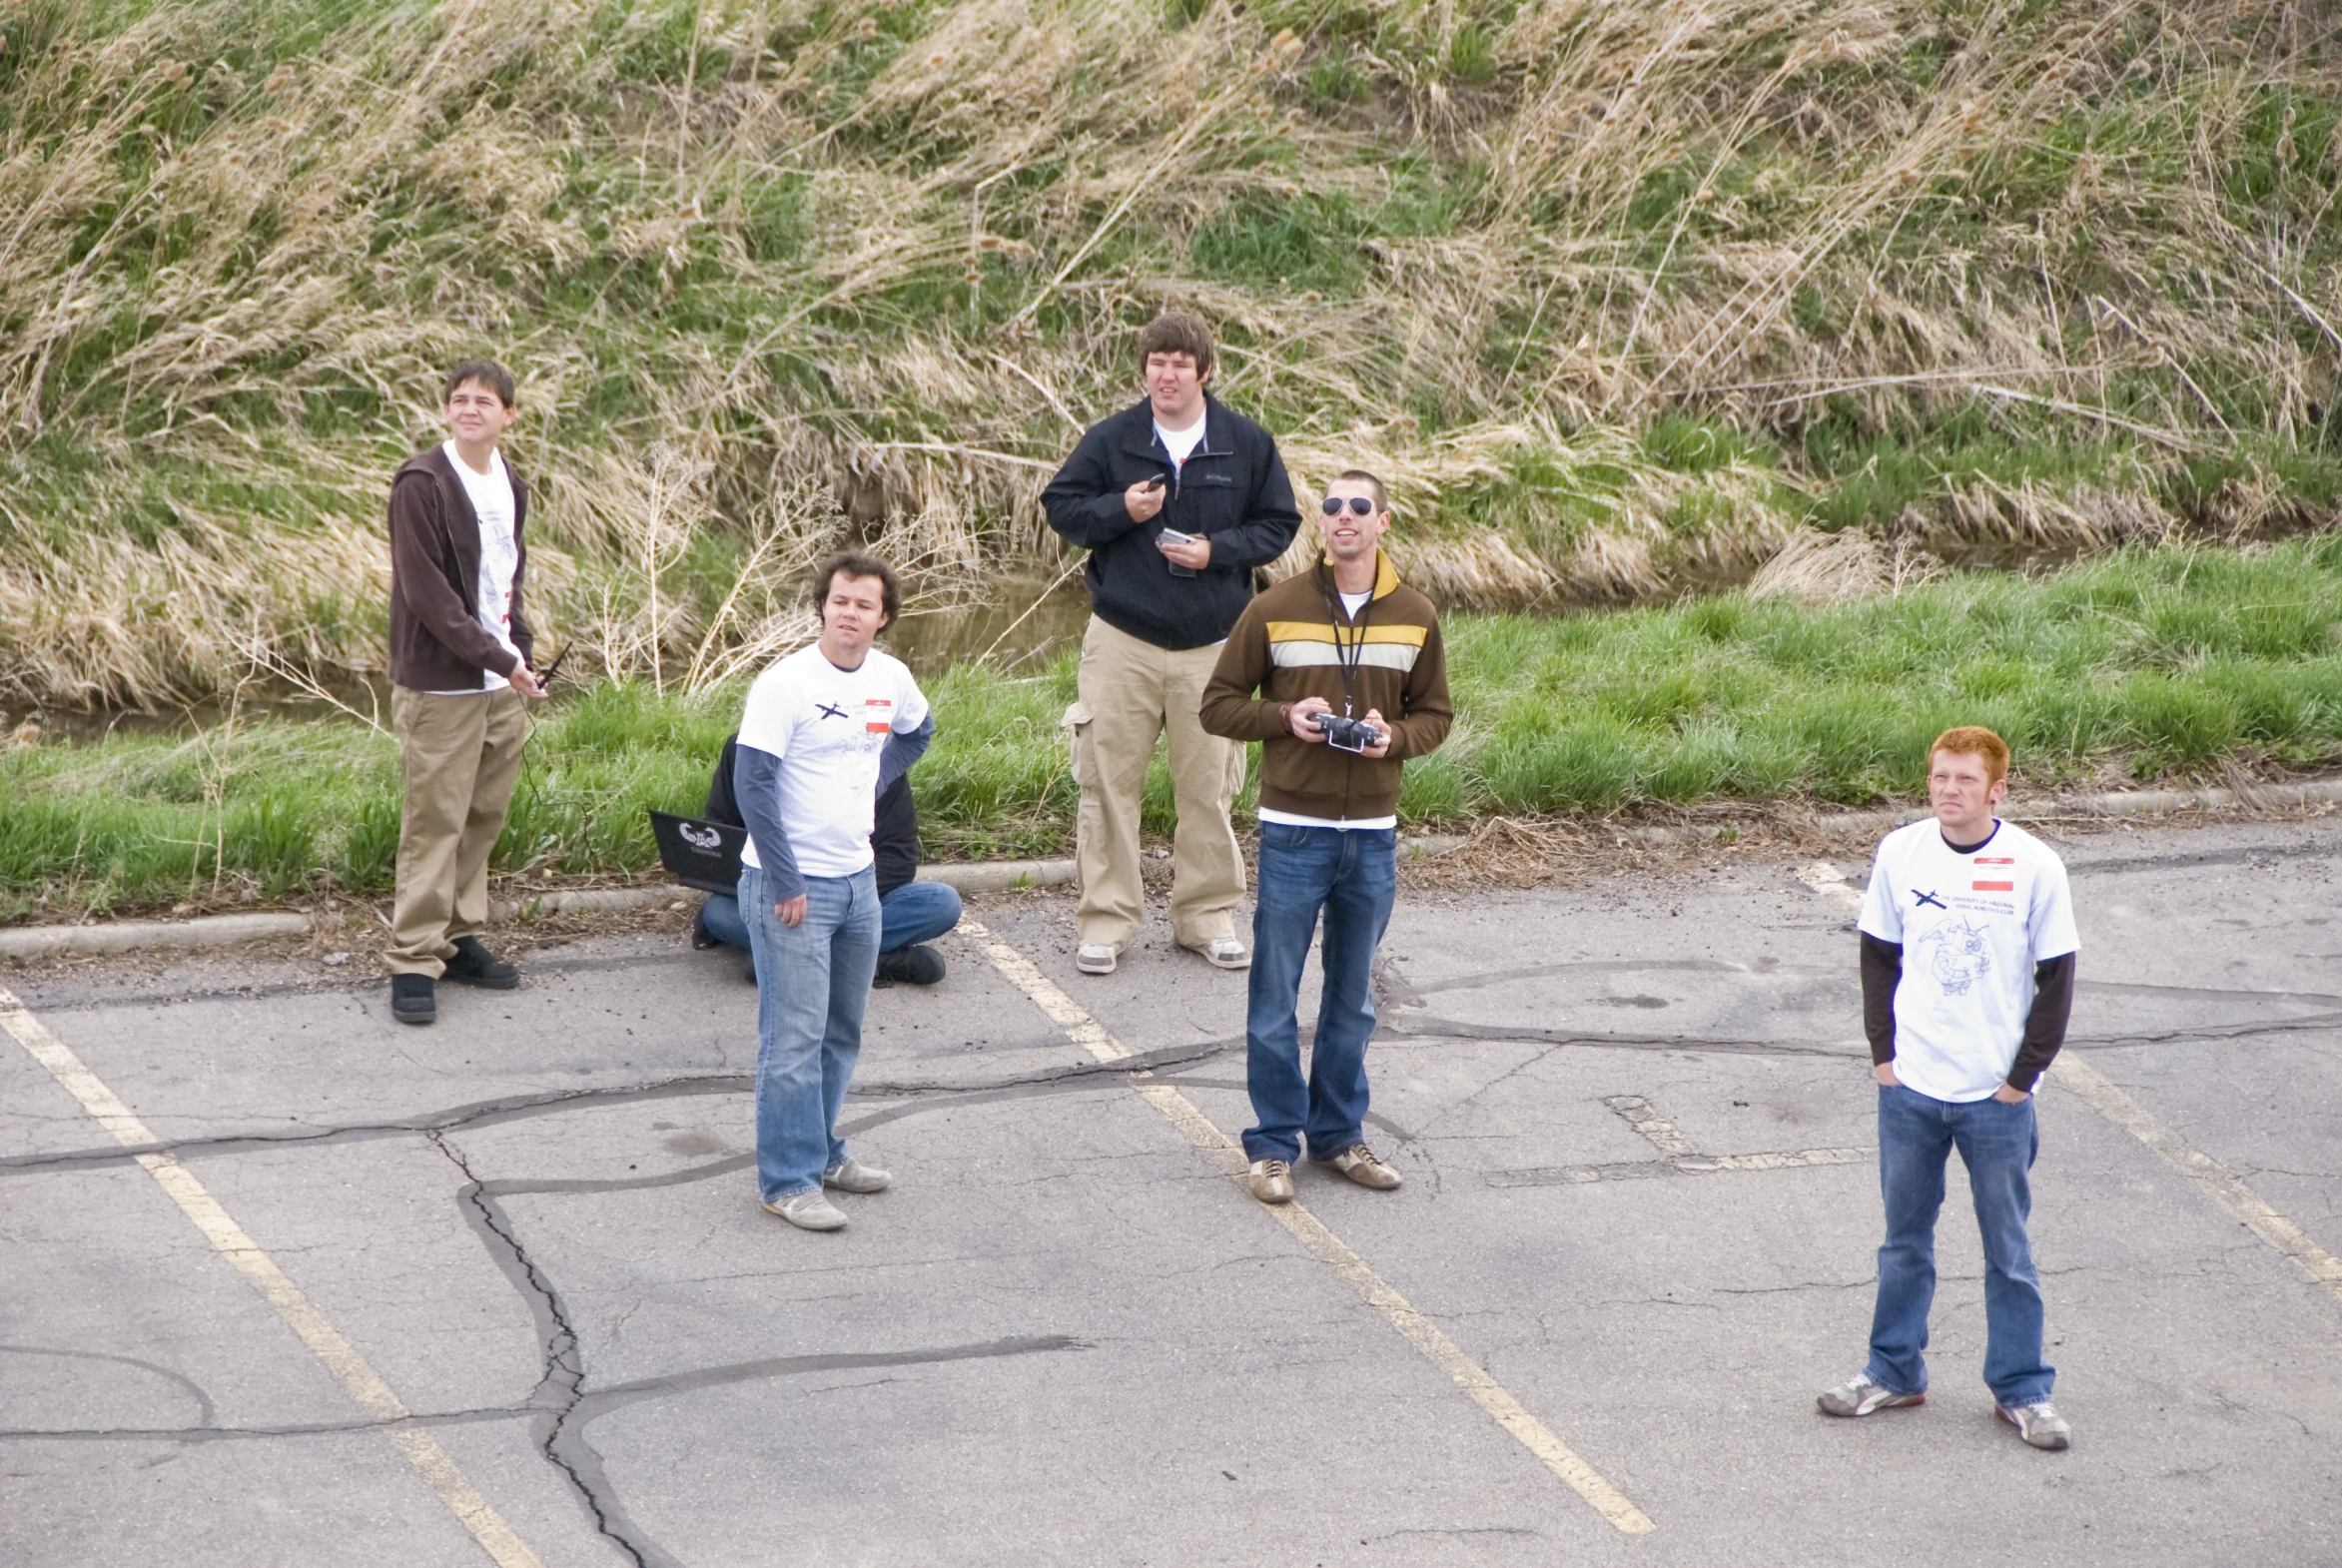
[1200,470,1451,1204]
[383,362,546,1025]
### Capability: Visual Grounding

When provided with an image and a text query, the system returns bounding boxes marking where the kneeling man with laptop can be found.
[680,737,959,987]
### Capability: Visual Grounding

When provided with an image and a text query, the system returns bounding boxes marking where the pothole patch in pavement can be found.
[1486,1092,1873,1189]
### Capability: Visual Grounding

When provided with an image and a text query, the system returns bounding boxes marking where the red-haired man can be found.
[1820,726,2079,1450]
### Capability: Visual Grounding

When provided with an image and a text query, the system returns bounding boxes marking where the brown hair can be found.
[1137,311,1214,380]
[811,551,901,627]
[1930,725,2010,786]
[442,360,516,407]
[1332,468,1389,513]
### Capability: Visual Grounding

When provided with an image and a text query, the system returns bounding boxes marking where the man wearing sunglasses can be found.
[1042,312,1301,978]
[1200,472,1451,1203]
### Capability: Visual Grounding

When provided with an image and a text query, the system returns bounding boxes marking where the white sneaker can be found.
[823,1157,891,1193]
[1997,1400,2071,1450]
[1184,937,1250,970]
[763,1190,848,1231]
[1817,1371,1925,1417]
[1076,944,1118,975]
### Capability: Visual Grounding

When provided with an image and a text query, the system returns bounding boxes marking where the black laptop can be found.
[649,810,746,894]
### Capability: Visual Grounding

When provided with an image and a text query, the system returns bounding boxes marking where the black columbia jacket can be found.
[1040,394,1300,650]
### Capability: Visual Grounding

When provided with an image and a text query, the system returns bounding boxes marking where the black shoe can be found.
[390,974,436,1025]
[874,945,946,987]
[443,936,519,989]
[691,908,721,951]
[742,957,759,985]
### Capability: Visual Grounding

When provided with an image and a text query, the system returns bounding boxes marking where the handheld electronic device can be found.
[1158,521,1200,577]
[1310,711,1381,754]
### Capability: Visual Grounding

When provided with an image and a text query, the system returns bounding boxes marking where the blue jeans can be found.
[741,864,881,1201]
[704,879,959,959]
[1867,1083,2054,1406]
[1242,823,1398,1165]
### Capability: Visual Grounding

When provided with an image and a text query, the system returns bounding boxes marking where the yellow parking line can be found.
[2052,1054,2342,1303]
[959,921,1657,1535]
[0,985,546,1568]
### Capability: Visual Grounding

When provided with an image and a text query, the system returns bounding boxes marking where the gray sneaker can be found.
[1997,1400,2071,1450]
[1076,944,1118,975]
[1817,1372,1926,1417]
[763,1190,848,1231]
[823,1157,892,1193]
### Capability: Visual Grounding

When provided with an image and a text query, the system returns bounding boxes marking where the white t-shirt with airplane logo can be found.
[735,643,929,878]
[1857,818,2079,1102]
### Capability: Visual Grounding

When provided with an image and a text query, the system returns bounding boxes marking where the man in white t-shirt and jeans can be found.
[385,361,548,1026]
[733,553,933,1231]
[1820,726,2080,1450]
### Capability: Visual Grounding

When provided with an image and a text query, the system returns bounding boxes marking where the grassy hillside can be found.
[9,538,2341,920]
[1,0,2338,708]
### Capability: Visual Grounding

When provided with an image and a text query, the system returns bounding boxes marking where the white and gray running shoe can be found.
[1076,944,1118,975]
[1184,936,1250,970]
[1996,1400,2072,1450]
[823,1157,892,1193]
[763,1191,848,1231]
[1817,1372,1926,1417]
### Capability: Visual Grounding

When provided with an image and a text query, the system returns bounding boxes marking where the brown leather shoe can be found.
[1246,1159,1294,1204]
[1316,1144,1403,1190]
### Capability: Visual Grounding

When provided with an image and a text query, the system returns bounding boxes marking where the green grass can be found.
[9,540,2342,919]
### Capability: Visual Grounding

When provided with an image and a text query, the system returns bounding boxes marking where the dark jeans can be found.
[703,879,960,960]
[1867,1082,2054,1407]
[1242,823,1398,1165]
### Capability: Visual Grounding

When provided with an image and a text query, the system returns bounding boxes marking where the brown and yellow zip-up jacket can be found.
[1200,551,1451,822]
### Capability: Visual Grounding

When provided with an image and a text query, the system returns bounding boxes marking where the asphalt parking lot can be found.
[5,815,2339,1567]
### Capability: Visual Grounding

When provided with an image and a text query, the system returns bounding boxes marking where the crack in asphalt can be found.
[1377,1015,1857,1058]
[0,1040,1241,1178]
[0,1344,219,1428]
[0,1071,754,1176]
[14,997,2330,1184]
[433,1118,1088,1568]
[424,1130,628,1563]
[1375,1009,2342,1060]
[0,1341,1085,1450]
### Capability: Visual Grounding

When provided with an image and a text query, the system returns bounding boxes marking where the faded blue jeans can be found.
[1866,1082,2054,1407]
[1242,822,1397,1165]
[741,863,881,1202]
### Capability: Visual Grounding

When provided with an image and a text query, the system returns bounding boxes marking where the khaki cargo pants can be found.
[388,686,529,976]
[1065,615,1247,952]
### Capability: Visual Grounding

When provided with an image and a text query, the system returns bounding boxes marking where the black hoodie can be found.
[1040,394,1300,651]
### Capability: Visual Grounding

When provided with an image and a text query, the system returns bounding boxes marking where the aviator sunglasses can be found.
[1319,495,1377,516]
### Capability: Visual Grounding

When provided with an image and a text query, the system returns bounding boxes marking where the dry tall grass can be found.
[0,0,2335,705]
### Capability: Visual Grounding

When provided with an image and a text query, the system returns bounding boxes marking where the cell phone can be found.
[1158,523,1199,578]
[1143,474,1167,491]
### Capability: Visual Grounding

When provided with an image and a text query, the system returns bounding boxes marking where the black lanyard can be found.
[1322,576,1369,718]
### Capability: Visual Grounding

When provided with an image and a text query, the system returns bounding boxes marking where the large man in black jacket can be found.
[696,733,960,986]
[1039,312,1300,978]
